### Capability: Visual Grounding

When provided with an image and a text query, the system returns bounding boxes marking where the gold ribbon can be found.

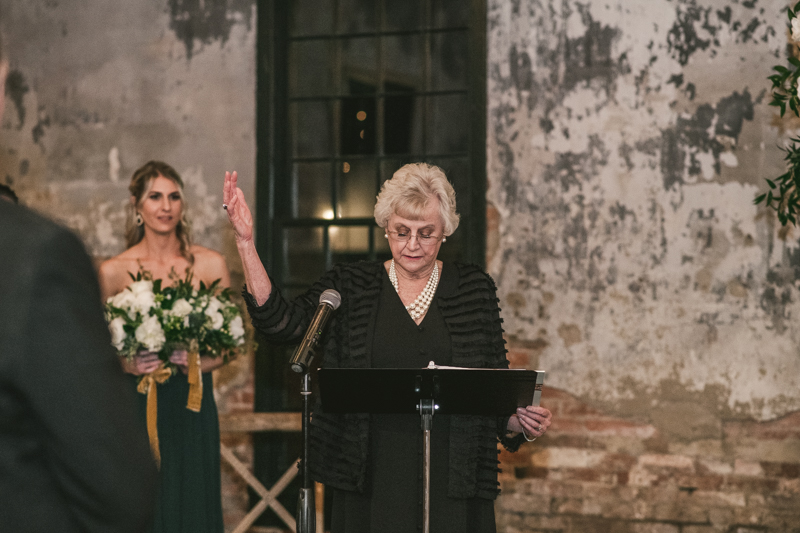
[137,363,173,469]
[186,348,203,413]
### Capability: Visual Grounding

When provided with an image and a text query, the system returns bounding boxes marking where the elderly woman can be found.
[223,163,551,533]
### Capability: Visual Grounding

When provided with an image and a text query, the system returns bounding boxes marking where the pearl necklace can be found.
[389,259,439,320]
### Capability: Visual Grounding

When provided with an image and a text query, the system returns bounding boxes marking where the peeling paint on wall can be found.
[167,0,254,60]
[488,0,798,421]
[5,69,29,130]
[0,0,256,261]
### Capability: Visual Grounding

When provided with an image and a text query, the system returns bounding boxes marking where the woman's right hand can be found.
[223,170,273,306]
[223,171,254,243]
[122,351,162,376]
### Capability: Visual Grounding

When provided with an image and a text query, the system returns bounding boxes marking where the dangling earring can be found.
[384,234,388,239]
[442,237,446,243]
[135,212,143,226]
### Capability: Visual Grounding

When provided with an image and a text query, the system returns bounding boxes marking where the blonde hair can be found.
[126,160,194,264]
[374,163,460,236]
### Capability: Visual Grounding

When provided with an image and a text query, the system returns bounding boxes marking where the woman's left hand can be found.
[169,350,227,374]
[168,349,189,374]
[508,405,552,440]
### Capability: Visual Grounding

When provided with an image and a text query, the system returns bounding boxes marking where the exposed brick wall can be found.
[214,298,256,532]
[497,386,800,532]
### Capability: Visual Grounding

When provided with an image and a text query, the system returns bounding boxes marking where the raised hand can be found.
[223,171,254,243]
[223,170,273,306]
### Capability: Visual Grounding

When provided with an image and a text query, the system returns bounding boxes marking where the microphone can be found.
[289,289,341,373]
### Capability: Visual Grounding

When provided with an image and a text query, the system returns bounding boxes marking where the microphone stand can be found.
[292,289,340,533]
[296,369,315,533]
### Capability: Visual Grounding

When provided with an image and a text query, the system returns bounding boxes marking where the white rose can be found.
[109,290,135,310]
[205,297,222,315]
[128,280,154,295]
[229,315,245,344]
[170,298,193,317]
[205,298,224,329]
[130,290,156,317]
[108,317,127,350]
[208,311,224,330]
[792,17,800,42]
[135,315,165,352]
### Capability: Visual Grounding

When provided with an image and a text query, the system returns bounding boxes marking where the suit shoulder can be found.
[1,204,87,259]
[1,203,72,239]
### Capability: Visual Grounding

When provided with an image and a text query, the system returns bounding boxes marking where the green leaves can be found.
[755,9,800,225]
[755,140,800,226]
[768,62,799,118]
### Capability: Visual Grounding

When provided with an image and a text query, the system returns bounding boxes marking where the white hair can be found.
[373,163,460,236]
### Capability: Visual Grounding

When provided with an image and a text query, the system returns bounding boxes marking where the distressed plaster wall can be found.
[0,1,257,529]
[488,0,800,530]
[0,0,255,257]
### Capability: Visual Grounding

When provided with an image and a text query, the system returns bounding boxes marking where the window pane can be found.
[337,0,377,34]
[383,91,423,155]
[427,94,469,153]
[341,38,378,94]
[383,35,425,89]
[340,95,377,155]
[337,159,378,218]
[291,0,334,36]
[331,226,370,258]
[427,157,470,217]
[373,226,391,256]
[432,0,470,28]
[383,0,423,31]
[294,162,333,219]
[291,101,332,157]
[431,32,468,91]
[290,40,334,97]
[286,227,326,285]
[381,158,415,185]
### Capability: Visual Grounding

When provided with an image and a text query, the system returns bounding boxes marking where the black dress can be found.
[330,265,496,533]
[132,371,224,533]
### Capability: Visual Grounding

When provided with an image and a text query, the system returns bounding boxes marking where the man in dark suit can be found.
[0,38,157,532]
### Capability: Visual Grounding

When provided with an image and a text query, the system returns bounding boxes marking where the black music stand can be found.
[318,364,545,533]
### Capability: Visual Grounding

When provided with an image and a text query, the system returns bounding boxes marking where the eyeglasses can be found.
[386,230,444,247]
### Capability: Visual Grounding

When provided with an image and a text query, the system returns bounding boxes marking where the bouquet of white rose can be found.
[105,269,246,371]
[105,269,247,465]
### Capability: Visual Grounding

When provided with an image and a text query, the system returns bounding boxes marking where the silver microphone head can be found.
[319,289,341,310]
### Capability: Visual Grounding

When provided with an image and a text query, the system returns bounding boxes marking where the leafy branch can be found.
[754,139,800,225]
[755,1,800,225]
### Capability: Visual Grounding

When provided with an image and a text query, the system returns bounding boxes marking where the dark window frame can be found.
[252,0,486,525]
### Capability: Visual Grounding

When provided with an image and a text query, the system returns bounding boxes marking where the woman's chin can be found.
[146,224,179,236]
[396,256,433,274]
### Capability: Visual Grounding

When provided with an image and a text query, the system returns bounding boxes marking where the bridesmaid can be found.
[99,160,230,533]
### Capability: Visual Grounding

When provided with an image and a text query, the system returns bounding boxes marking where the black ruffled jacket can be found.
[243,261,524,500]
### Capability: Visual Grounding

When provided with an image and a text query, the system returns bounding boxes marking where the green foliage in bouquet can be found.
[104,269,247,371]
[756,2,800,225]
